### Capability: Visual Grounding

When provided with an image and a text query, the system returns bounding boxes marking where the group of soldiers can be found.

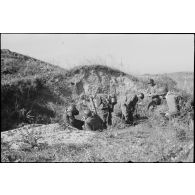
[64,78,194,131]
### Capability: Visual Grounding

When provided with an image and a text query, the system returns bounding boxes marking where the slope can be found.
[1,50,179,131]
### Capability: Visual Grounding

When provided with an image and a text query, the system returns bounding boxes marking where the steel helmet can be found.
[148,78,155,85]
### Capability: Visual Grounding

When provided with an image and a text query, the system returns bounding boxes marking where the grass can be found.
[1,89,193,162]
[1,50,70,131]
[1,50,194,162]
[1,76,60,131]
[1,113,193,162]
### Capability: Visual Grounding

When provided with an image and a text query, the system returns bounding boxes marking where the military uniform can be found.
[64,105,84,130]
[112,93,144,125]
[83,110,104,131]
[147,79,158,97]
[124,94,139,124]
[147,79,164,110]
[98,95,112,129]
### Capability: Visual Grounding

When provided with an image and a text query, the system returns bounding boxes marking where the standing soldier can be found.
[96,94,113,129]
[108,95,117,125]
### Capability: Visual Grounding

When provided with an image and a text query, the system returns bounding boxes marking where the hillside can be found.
[1,50,194,162]
[1,50,146,131]
[1,49,67,82]
[1,50,191,132]
[1,49,69,131]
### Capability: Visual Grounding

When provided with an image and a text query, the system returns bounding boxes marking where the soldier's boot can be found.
[102,116,108,129]
[101,111,109,129]
[126,112,134,125]
[108,114,112,126]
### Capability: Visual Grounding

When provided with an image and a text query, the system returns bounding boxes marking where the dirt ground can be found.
[1,117,194,162]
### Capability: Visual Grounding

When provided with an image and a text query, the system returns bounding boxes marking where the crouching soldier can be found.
[64,104,84,130]
[83,109,104,131]
[112,93,144,126]
[124,93,145,125]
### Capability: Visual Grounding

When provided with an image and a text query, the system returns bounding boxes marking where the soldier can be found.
[97,94,113,129]
[83,109,104,131]
[108,95,117,125]
[147,78,158,96]
[123,93,145,124]
[147,79,168,110]
[64,104,84,130]
[147,79,160,109]
[112,93,144,125]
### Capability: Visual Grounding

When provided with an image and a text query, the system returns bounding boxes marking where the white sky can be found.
[1,34,194,74]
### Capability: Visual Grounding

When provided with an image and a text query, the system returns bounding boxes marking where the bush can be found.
[1,77,61,131]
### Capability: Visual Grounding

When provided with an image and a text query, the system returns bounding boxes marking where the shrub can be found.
[1,76,60,131]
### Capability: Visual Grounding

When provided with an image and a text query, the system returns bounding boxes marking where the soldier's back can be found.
[84,114,103,131]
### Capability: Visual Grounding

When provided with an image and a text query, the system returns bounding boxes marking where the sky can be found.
[1,34,194,75]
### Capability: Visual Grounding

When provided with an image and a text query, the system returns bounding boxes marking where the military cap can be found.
[148,78,155,85]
